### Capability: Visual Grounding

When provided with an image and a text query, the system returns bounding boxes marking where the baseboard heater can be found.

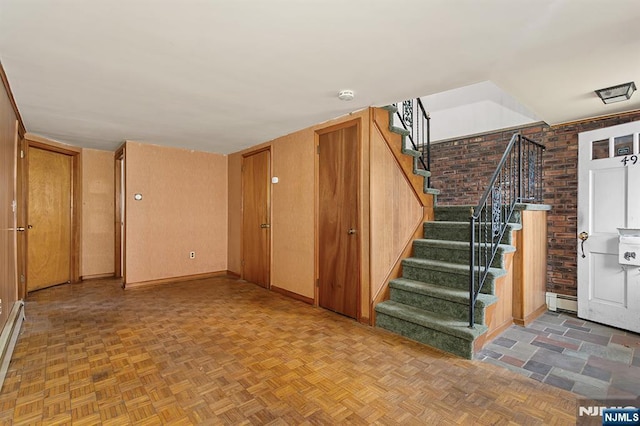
[545,292,577,313]
[0,301,25,391]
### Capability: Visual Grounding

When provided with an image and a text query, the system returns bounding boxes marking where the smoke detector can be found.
[338,90,355,101]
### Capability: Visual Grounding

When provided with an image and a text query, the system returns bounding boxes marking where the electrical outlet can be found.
[189,251,196,259]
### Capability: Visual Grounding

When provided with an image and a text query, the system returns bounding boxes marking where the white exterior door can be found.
[577,121,640,333]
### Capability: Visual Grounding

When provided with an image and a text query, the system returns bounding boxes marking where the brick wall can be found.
[429,110,640,297]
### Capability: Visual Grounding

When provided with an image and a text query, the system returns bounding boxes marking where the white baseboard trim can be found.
[0,301,25,391]
[545,292,578,313]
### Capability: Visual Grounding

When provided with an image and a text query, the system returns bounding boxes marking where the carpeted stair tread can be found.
[424,221,522,243]
[413,239,515,253]
[382,104,433,188]
[375,300,487,342]
[412,239,515,267]
[401,258,504,294]
[401,257,507,278]
[389,277,498,308]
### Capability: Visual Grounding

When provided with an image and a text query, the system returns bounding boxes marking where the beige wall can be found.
[269,129,317,299]
[125,141,228,284]
[81,148,115,278]
[0,75,19,328]
[227,153,242,275]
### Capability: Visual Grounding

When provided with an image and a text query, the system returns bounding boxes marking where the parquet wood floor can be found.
[0,277,577,425]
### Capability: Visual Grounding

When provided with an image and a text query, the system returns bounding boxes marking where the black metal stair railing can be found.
[469,133,545,328]
[393,99,431,187]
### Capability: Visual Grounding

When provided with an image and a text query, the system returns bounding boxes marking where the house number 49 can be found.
[620,155,638,166]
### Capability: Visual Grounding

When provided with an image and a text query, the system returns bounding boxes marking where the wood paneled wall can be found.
[81,148,115,279]
[513,210,549,325]
[0,67,19,328]
[369,124,423,307]
[124,141,228,285]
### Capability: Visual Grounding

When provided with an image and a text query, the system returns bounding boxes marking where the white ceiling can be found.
[1,0,639,154]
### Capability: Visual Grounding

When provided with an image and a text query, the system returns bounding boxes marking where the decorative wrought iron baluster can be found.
[492,186,501,239]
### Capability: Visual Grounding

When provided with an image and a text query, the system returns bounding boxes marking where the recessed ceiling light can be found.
[595,82,636,104]
[338,90,355,101]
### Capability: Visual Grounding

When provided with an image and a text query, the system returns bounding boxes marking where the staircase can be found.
[373,102,546,359]
[375,206,521,359]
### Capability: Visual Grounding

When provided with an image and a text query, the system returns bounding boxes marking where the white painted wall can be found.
[392,81,541,144]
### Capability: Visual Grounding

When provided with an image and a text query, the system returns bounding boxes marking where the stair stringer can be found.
[371,107,438,208]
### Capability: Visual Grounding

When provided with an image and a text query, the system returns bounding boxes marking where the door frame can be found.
[114,145,126,282]
[577,121,640,332]
[22,134,81,294]
[241,146,272,287]
[16,130,25,300]
[314,118,362,319]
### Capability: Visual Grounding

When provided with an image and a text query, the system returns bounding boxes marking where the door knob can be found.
[347,229,357,235]
[16,227,25,232]
[27,224,33,229]
[260,224,270,229]
[579,231,588,258]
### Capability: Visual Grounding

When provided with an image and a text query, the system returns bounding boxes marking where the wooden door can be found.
[318,124,359,319]
[242,149,271,288]
[27,147,72,291]
[577,121,640,333]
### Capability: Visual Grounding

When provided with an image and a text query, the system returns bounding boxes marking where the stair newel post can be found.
[469,213,476,329]
[426,109,431,188]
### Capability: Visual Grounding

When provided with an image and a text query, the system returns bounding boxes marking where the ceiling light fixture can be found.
[338,90,355,101]
[595,81,636,104]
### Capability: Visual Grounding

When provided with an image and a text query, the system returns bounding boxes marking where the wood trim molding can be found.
[25,133,81,154]
[270,285,313,305]
[226,271,240,279]
[314,117,362,136]
[123,271,231,290]
[23,137,82,291]
[0,61,26,136]
[81,273,116,281]
[551,108,640,129]
[0,301,25,391]
[513,304,547,327]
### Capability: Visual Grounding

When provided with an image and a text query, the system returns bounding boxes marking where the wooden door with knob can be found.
[318,122,360,319]
[27,146,72,291]
[242,148,271,288]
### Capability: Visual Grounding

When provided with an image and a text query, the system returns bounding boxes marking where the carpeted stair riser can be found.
[424,222,520,244]
[412,239,513,268]
[434,205,523,224]
[401,259,502,294]
[376,312,476,358]
[389,287,489,325]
